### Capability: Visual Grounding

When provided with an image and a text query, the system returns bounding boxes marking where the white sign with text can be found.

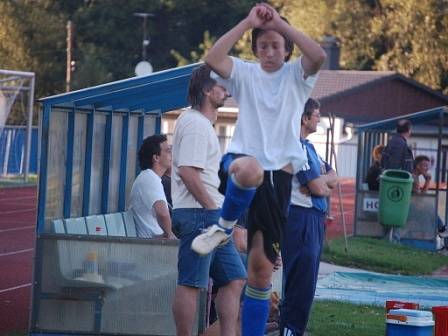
[363,197,379,212]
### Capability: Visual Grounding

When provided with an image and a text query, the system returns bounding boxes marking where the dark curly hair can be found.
[138,134,167,170]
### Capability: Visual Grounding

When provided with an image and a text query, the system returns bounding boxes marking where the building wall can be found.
[320,79,448,124]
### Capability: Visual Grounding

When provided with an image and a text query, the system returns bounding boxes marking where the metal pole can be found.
[443,110,448,231]
[329,113,349,251]
[23,75,35,182]
[66,20,73,92]
[134,13,154,62]
[435,109,443,238]
[142,16,148,61]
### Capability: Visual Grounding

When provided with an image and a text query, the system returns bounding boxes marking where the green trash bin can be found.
[378,169,413,227]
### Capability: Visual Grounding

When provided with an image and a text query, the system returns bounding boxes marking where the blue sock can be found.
[241,285,271,336]
[219,174,256,232]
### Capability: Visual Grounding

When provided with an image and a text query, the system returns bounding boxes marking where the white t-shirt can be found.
[214,56,318,173]
[171,109,224,209]
[129,168,167,238]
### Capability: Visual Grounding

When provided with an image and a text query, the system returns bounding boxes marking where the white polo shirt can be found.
[129,168,167,238]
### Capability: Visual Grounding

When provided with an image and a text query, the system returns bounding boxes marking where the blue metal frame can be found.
[136,113,145,177]
[155,111,162,135]
[36,103,51,234]
[101,110,113,213]
[40,63,198,107]
[73,74,190,108]
[63,108,75,218]
[82,108,95,216]
[118,112,130,211]
[357,106,448,131]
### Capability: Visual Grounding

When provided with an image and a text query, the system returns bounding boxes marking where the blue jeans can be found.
[172,208,247,289]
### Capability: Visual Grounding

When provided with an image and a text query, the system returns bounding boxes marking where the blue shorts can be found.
[172,208,247,289]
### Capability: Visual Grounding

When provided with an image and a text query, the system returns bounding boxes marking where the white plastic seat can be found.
[85,215,107,236]
[104,213,126,237]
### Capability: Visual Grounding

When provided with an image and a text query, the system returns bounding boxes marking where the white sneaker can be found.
[439,229,448,239]
[191,224,230,255]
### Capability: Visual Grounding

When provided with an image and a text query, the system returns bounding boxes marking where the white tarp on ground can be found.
[316,271,448,308]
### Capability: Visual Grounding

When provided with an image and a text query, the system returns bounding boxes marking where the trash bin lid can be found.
[380,169,413,182]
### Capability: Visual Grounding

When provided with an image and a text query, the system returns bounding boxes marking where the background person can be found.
[411,155,448,241]
[380,119,414,243]
[365,144,385,191]
[381,119,414,172]
[280,98,337,336]
[412,155,432,194]
[162,165,173,212]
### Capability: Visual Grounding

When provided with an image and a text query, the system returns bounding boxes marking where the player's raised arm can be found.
[205,4,270,79]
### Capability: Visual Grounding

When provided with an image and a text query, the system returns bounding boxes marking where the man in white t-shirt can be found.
[129,134,175,239]
[196,3,326,335]
[171,65,246,336]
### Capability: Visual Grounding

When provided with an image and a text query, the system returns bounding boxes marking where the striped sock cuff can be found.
[245,284,272,300]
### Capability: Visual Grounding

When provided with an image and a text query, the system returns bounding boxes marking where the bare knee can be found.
[229,157,263,188]
[247,232,274,287]
[228,278,246,292]
[217,278,245,299]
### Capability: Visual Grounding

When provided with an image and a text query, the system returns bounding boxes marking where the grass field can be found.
[322,236,447,275]
[308,300,386,336]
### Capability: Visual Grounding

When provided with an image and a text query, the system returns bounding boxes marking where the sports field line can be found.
[0,283,31,294]
[0,195,36,202]
[0,208,36,215]
[0,225,34,233]
[0,248,34,257]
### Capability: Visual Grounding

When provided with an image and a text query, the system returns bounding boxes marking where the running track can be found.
[0,186,36,335]
[0,181,355,335]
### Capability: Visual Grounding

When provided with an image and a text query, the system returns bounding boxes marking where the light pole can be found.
[134,12,155,76]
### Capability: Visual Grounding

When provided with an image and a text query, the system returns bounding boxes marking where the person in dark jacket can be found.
[380,119,414,243]
[381,119,414,172]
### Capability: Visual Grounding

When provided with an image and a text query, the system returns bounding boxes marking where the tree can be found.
[0,0,66,124]
[271,0,448,94]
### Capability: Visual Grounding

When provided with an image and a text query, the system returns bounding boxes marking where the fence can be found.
[0,126,38,175]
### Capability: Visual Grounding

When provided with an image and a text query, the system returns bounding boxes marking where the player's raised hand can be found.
[247,3,271,28]
[257,3,283,31]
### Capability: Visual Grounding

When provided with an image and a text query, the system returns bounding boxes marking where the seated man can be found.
[412,155,432,194]
[412,155,447,240]
[129,134,175,239]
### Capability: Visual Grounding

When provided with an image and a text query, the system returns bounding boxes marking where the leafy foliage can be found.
[272,0,448,94]
[0,0,446,124]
